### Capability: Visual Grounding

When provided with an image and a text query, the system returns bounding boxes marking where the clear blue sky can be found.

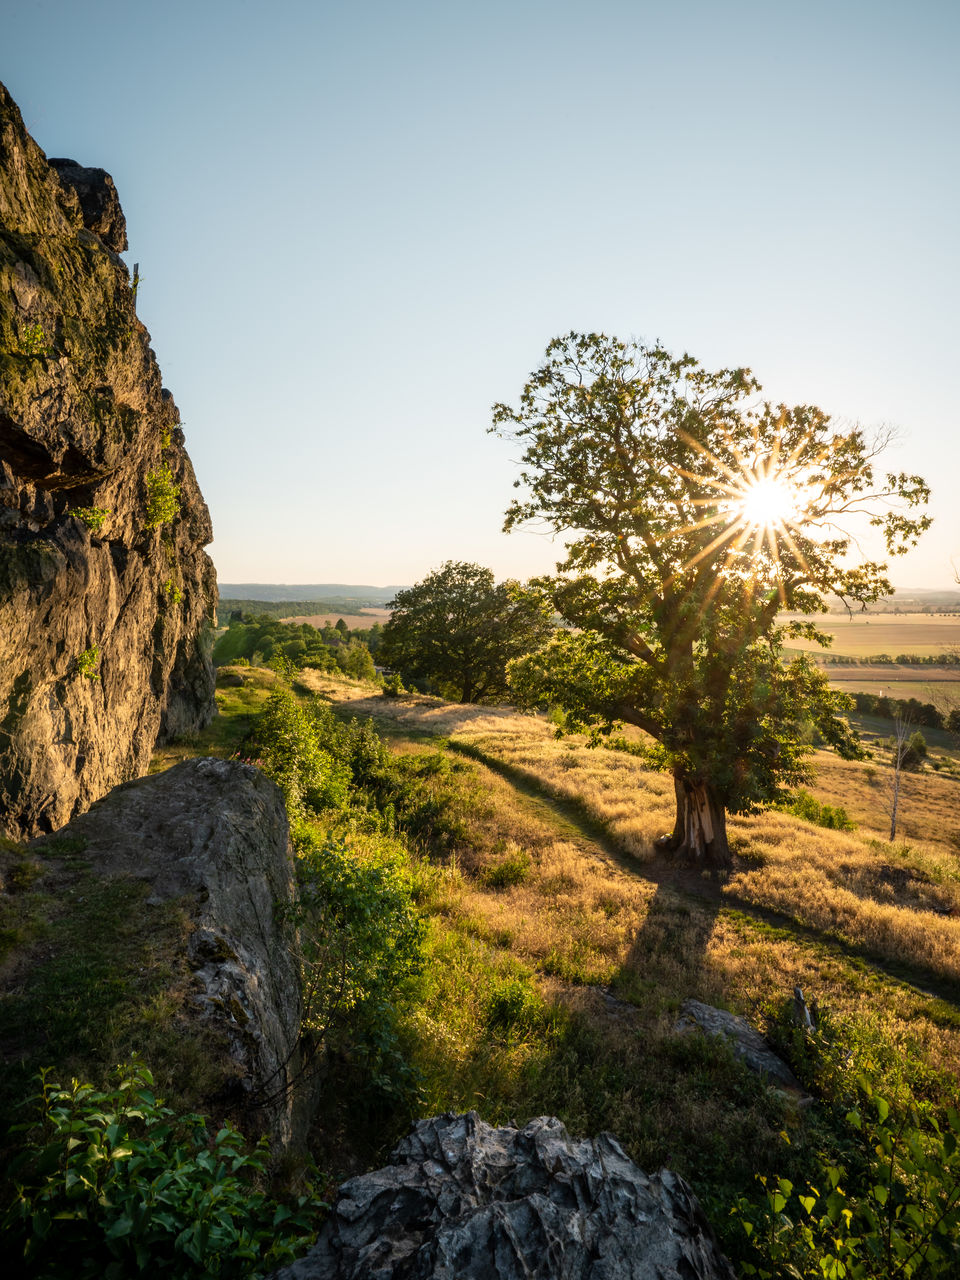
[5,0,958,590]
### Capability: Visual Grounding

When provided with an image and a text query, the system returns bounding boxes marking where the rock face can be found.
[0,81,216,838]
[676,999,808,1095]
[47,159,128,253]
[274,1111,736,1280]
[33,757,307,1146]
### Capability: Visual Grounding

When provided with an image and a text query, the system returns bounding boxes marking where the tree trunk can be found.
[656,773,731,869]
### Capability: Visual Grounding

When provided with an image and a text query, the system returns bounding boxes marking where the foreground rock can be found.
[273,1110,736,1279]
[0,80,216,839]
[676,998,808,1095]
[32,758,307,1147]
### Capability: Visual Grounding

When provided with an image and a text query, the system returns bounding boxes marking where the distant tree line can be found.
[818,651,960,666]
[216,598,382,622]
[850,690,960,731]
[213,612,379,680]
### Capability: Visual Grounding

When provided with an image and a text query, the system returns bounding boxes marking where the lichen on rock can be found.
[0,80,217,838]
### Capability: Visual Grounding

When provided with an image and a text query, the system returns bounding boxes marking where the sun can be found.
[667,425,825,595]
[736,474,800,531]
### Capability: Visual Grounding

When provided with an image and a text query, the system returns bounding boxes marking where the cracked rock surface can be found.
[0,80,216,838]
[272,1110,736,1279]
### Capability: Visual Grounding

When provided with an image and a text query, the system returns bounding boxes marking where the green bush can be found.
[730,1084,960,1278]
[76,646,100,681]
[1,1064,324,1278]
[144,464,180,530]
[251,687,350,819]
[70,506,110,533]
[479,846,531,889]
[485,974,545,1036]
[19,321,49,356]
[777,789,855,831]
[288,825,425,1102]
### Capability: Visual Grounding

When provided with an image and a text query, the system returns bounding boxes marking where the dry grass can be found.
[300,672,960,997]
[806,750,960,854]
[389,730,960,1126]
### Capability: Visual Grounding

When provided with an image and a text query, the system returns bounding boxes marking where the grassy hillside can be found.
[6,663,960,1275]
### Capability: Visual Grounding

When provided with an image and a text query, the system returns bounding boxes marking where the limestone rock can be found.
[0,81,216,838]
[48,158,128,252]
[273,1111,736,1279]
[676,999,808,1094]
[32,757,307,1146]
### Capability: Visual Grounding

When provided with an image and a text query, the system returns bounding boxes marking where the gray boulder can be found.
[31,757,307,1147]
[273,1110,735,1279]
[676,999,808,1095]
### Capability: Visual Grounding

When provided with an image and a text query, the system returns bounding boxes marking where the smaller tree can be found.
[380,561,554,703]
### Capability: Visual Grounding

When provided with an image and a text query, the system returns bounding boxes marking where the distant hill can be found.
[218,583,406,605]
[826,589,960,613]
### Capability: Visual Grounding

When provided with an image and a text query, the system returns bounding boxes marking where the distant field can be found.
[283,608,391,631]
[825,668,960,706]
[785,612,960,657]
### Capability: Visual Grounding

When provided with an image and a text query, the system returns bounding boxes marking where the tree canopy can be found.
[493,332,930,868]
[379,561,554,704]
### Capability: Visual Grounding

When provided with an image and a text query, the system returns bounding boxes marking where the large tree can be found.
[493,333,930,868]
[380,561,554,703]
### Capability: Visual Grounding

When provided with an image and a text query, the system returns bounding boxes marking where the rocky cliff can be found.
[0,81,216,838]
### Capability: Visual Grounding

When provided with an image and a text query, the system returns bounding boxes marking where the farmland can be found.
[785,611,959,658]
[281,608,391,631]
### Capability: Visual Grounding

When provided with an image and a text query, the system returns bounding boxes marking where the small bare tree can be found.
[889,713,914,841]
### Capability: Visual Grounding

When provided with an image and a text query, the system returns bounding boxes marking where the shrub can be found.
[777,789,855,831]
[76,646,100,681]
[251,687,350,819]
[19,321,49,356]
[485,974,545,1036]
[1,1063,324,1277]
[144,464,180,529]
[287,825,425,1101]
[479,845,531,889]
[70,506,110,532]
[730,1085,960,1278]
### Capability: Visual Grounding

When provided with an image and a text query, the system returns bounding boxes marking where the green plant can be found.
[730,1085,960,1278]
[485,973,545,1036]
[479,846,531,888]
[144,464,180,530]
[250,686,351,819]
[76,646,100,681]
[381,672,406,697]
[162,577,184,604]
[1,1063,325,1277]
[776,789,856,831]
[287,826,425,1072]
[70,507,110,533]
[19,321,49,356]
